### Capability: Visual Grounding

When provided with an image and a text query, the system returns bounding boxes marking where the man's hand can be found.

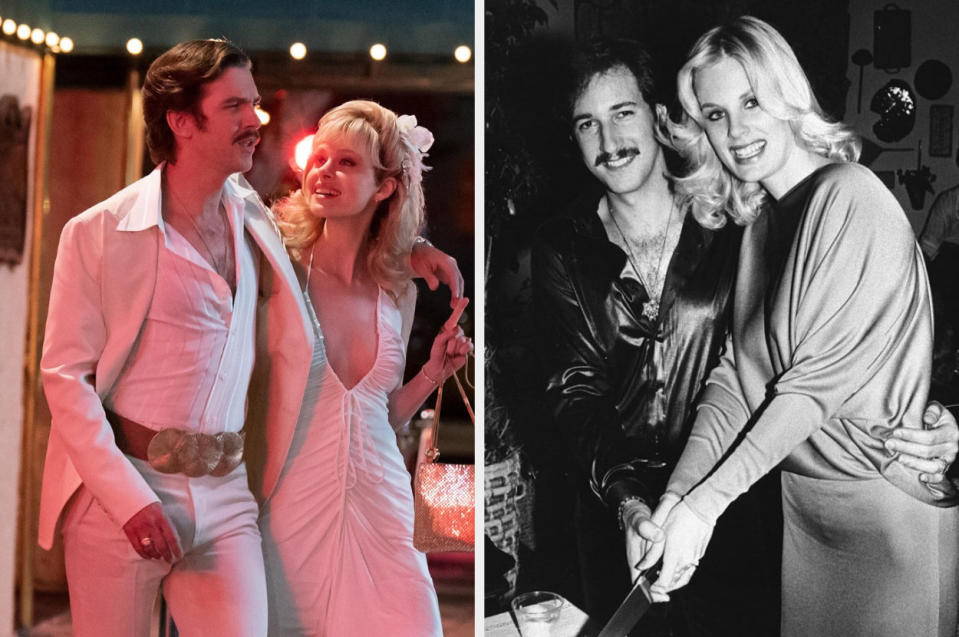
[122,502,183,562]
[621,499,664,585]
[885,401,959,483]
[409,240,464,302]
[635,493,679,572]
[634,492,680,602]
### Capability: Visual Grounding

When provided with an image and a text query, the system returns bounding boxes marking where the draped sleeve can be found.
[665,329,751,497]
[677,163,954,524]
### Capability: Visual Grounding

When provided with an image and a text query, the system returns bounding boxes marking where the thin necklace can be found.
[168,187,230,278]
[305,243,321,330]
[607,196,676,321]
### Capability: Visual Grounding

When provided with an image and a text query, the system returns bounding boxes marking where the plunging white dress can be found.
[260,285,442,636]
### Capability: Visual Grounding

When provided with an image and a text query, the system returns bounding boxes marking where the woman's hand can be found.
[650,500,715,601]
[422,324,472,383]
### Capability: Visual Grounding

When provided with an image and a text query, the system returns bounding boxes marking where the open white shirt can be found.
[108,186,258,434]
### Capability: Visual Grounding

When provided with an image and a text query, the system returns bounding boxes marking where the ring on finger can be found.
[140,537,154,548]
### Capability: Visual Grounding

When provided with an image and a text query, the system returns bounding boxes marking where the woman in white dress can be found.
[260,100,472,636]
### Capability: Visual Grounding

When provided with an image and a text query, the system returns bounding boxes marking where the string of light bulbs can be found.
[0,13,72,53]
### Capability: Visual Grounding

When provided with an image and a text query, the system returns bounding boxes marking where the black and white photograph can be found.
[484,1,959,636]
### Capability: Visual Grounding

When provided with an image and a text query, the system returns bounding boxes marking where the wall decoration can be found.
[873,3,911,71]
[898,142,936,210]
[852,49,873,113]
[0,42,40,266]
[0,96,32,266]
[930,104,954,158]
[915,59,953,99]
[871,79,917,142]
[860,137,913,166]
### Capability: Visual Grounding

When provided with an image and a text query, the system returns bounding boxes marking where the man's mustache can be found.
[233,129,261,145]
[594,147,639,167]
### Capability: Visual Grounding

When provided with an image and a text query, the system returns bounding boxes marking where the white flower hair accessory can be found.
[397,114,433,186]
[397,114,434,153]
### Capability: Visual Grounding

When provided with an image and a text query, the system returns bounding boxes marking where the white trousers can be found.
[62,458,267,637]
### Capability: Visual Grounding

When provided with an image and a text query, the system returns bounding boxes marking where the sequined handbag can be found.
[413,367,475,553]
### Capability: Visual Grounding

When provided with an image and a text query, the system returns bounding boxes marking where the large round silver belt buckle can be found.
[147,429,245,477]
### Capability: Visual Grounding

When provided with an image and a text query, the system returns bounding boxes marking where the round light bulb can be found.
[17,24,31,40]
[369,43,387,61]
[2,19,15,36]
[59,37,74,53]
[126,38,143,55]
[31,27,45,44]
[289,42,307,60]
[454,45,471,63]
[45,31,60,47]
[255,106,271,126]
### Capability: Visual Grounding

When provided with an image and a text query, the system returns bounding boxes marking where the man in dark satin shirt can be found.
[531,38,959,637]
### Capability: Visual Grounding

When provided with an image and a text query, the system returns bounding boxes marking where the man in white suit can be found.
[38,39,461,637]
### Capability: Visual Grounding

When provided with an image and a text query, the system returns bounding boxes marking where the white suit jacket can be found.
[38,166,313,549]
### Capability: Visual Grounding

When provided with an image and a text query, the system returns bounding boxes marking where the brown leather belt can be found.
[105,410,245,477]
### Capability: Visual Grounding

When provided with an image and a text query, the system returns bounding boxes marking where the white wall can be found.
[845,0,959,232]
[0,39,40,636]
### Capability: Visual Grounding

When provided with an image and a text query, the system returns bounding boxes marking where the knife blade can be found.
[596,573,654,637]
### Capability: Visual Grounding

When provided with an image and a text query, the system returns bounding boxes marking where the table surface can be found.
[484,599,593,636]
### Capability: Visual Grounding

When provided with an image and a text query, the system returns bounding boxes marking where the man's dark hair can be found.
[142,38,250,164]
[567,38,661,118]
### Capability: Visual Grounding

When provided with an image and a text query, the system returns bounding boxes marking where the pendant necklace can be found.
[608,197,676,465]
[607,196,677,322]
[168,188,230,280]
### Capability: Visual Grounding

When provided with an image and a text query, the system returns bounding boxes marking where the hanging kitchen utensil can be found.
[871,79,917,142]
[852,49,873,113]
[898,141,936,210]
[874,4,911,72]
[859,138,913,167]
[915,59,952,100]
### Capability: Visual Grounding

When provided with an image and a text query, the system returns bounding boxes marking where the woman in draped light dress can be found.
[639,16,959,637]
[260,100,471,636]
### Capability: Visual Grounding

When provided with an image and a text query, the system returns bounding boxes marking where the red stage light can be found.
[294,134,314,172]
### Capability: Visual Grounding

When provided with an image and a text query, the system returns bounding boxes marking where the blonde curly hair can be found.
[274,99,427,296]
[659,16,860,229]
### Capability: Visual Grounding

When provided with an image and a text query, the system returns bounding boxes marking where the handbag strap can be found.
[425,356,474,463]
[426,381,444,462]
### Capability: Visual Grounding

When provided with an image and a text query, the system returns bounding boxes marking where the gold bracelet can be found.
[421,365,441,385]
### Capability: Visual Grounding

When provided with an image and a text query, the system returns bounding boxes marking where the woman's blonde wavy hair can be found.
[659,16,860,228]
[274,99,426,297]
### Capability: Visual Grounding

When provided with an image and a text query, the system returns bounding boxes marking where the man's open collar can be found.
[116,163,165,232]
[116,164,259,233]
[226,172,260,201]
